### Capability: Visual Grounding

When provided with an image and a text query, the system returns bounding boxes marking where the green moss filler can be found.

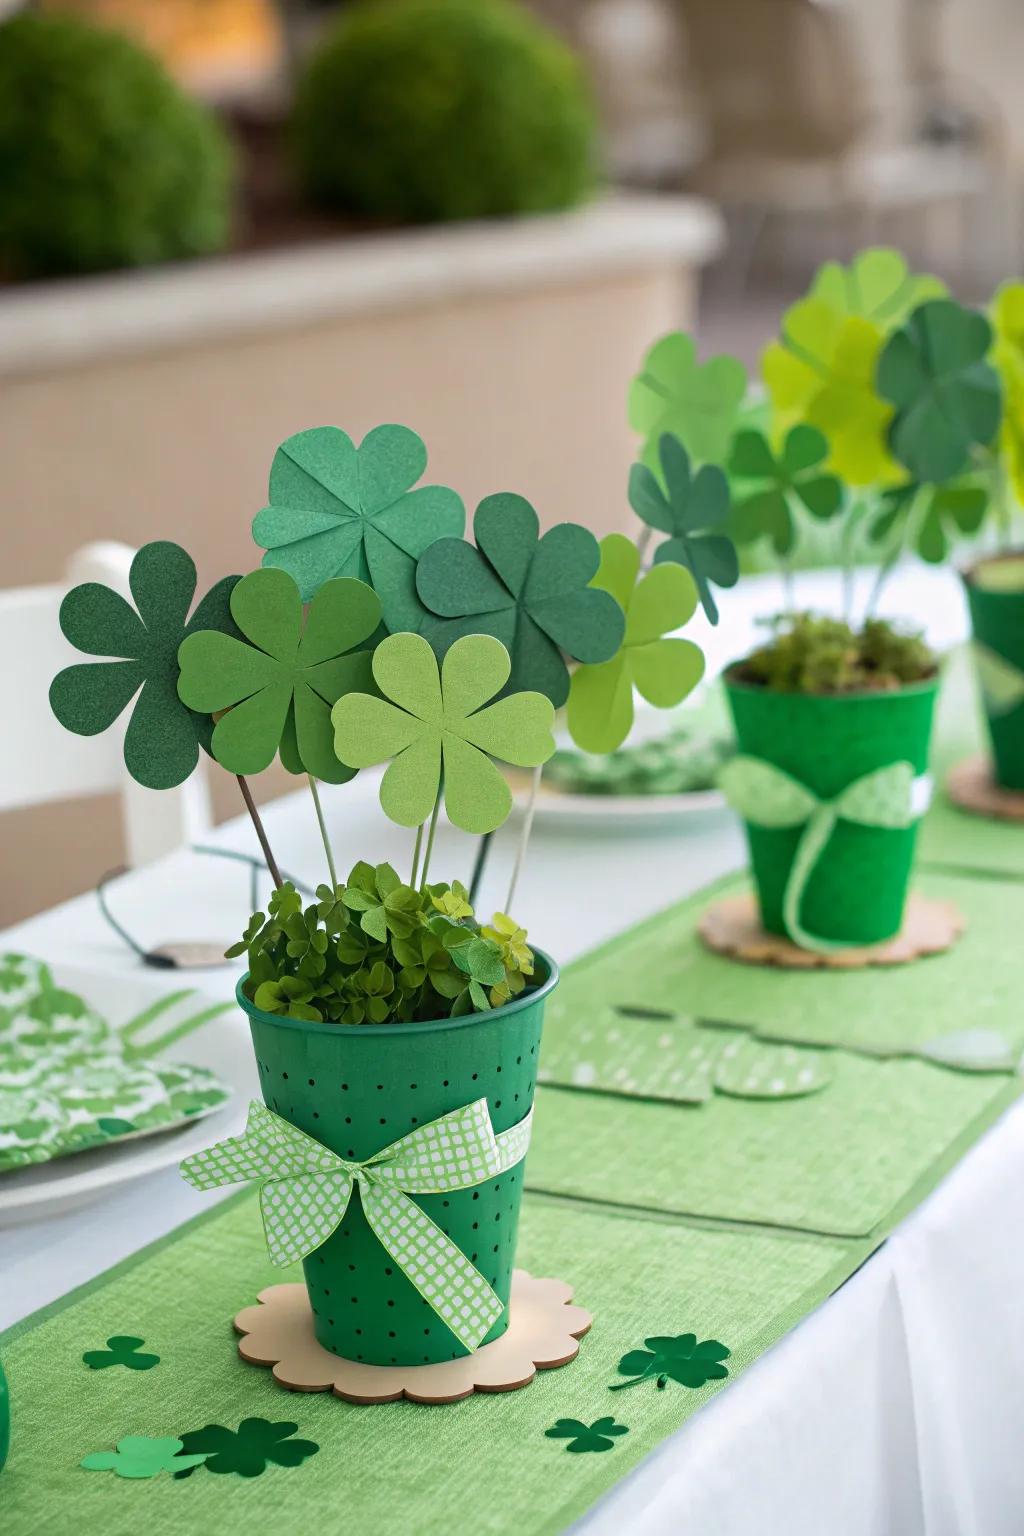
[965,553,1024,789]
[725,678,938,945]
[0,12,232,279]
[291,0,596,222]
[241,955,558,1365]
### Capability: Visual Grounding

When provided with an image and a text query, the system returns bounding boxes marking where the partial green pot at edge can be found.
[239,953,558,1366]
[724,673,938,946]
[963,552,1024,791]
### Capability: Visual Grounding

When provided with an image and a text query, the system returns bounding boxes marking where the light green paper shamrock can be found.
[252,424,465,626]
[332,632,555,834]
[728,424,843,554]
[81,1436,207,1480]
[177,569,381,783]
[567,534,704,755]
[809,248,946,328]
[628,332,747,471]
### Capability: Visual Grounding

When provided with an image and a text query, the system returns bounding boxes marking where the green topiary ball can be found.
[292,0,597,223]
[0,12,233,279]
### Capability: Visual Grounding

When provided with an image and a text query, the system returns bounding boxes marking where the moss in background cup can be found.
[965,552,1024,790]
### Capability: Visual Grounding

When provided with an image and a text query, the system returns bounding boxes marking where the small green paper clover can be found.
[876,298,1003,484]
[809,248,946,328]
[629,332,747,470]
[415,493,625,705]
[174,1418,320,1479]
[177,569,380,783]
[545,1417,629,1454]
[82,1336,160,1371]
[728,424,843,555]
[628,433,738,624]
[252,423,464,626]
[869,480,988,563]
[332,631,555,834]
[610,1333,731,1391]
[49,541,239,790]
[82,1436,206,1480]
[567,535,704,754]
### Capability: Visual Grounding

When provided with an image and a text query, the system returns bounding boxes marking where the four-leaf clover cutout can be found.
[628,433,738,623]
[728,424,843,555]
[174,1418,319,1478]
[177,568,380,783]
[629,332,747,470]
[567,535,704,754]
[545,1416,629,1454]
[333,632,555,833]
[82,1335,160,1371]
[252,424,464,626]
[81,1435,206,1480]
[415,493,625,705]
[610,1333,731,1391]
[49,541,239,790]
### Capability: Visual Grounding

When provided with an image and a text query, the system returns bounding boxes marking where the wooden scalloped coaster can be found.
[946,755,1024,823]
[233,1269,592,1405]
[699,892,965,970]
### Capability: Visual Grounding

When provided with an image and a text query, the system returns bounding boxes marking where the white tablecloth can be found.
[4,566,1022,1535]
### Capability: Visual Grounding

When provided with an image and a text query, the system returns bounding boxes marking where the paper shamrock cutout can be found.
[728,424,843,554]
[252,424,464,627]
[49,541,239,790]
[627,434,737,624]
[332,632,555,834]
[81,1436,206,1480]
[809,249,946,328]
[991,282,1024,504]
[83,1336,160,1371]
[545,1417,629,1454]
[567,535,704,754]
[876,299,1002,484]
[762,300,898,486]
[415,493,625,705]
[174,1419,319,1479]
[177,569,380,783]
[610,1334,731,1391]
[629,332,747,471]
[867,480,988,563]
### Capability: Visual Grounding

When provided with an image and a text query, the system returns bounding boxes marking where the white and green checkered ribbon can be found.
[719,756,932,953]
[180,1097,533,1351]
[972,641,1024,717]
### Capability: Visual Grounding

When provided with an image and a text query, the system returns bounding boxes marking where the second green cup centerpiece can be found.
[964,552,1024,792]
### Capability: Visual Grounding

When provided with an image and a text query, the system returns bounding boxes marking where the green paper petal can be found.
[230,568,303,662]
[626,562,697,646]
[49,660,142,736]
[782,423,829,475]
[811,248,946,325]
[591,534,640,613]
[524,521,600,603]
[373,483,466,559]
[210,680,294,775]
[567,653,634,754]
[333,694,421,768]
[380,734,441,827]
[630,636,704,708]
[356,423,427,514]
[474,492,538,597]
[129,541,196,637]
[261,523,366,603]
[268,425,360,520]
[177,630,279,713]
[529,586,625,666]
[185,573,241,639]
[441,733,512,834]
[416,537,512,618]
[124,676,200,790]
[460,691,555,766]
[298,577,380,665]
[441,633,510,718]
[728,429,777,479]
[629,332,747,466]
[372,632,442,720]
[58,582,144,659]
[795,474,843,520]
[507,612,570,706]
[303,649,375,707]
[293,682,354,784]
[628,462,673,533]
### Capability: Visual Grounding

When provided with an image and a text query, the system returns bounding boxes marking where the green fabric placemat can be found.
[0,1192,859,1536]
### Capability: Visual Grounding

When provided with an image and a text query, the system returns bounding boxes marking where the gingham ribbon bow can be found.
[180,1097,533,1351]
[719,756,932,953]
[972,641,1024,717]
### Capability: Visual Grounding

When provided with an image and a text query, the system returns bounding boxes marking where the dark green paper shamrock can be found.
[82,1336,160,1371]
[869,480,988,563]
[252,423,464,627]
[728,424,843,555]
[415,494,625,706]
[628,433,738,624]
[876,299,1002,484]
[545,1417,629,1454]
[610,1333,730,1391]
[49,541,239,790]
[174,1419,319,1479]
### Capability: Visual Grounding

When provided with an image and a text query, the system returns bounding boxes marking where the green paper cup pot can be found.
[964,553,1024,790]
[724,674,938,946]
[240,954,558,1366]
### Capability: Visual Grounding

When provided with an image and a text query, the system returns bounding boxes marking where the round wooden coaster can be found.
[946,755,1024,823]
[698,892,964,970]
[233,1269,592,1405]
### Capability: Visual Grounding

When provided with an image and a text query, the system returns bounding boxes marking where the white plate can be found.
[0,964,253,1226]
[512,781,728,833]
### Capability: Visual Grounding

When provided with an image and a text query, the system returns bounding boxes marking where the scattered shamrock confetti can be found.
[177,569,380,783]
[174,1419,319,1479]
[252,423,464,625]
[49,541,239,790]
[415,493,625,705]
[545,1417,629,1454]
[82,1336,160,1371]
[728,425,843,555]
[567,535,704,754]
[629,332,747,470]
[628,433,738,624]
[81,1436,206,1480]
[332,631,555,834]
[610,1333,731,1391]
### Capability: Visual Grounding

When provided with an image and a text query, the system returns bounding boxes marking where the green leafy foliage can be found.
[628,434,738,624]
[82,1336,160,1372]
[733,613,937,694]
[292,0,596,223]
[174,1419,318,1479]
[0,12,232,279]
[545,1417,629,1453]
[231,867,537,1025]
[610,1334,731,1391]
